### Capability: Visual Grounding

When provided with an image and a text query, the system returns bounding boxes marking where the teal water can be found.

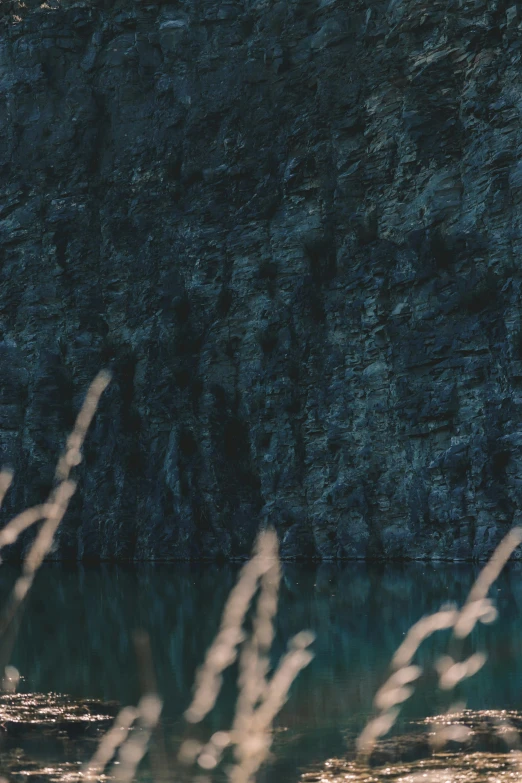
[1,561,522,781]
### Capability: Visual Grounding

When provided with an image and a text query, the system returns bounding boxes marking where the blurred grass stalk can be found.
[180,528,315,783]
[357,526,522,763]
[89,529,314,783]
[0,370,111,680]
[0,368,165,783]
[1,366,520,780]
[0,366,520,781]
[0,369,315,783]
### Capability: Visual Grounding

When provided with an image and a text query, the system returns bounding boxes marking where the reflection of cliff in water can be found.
[1,561,522,781]
[6,561,522,715]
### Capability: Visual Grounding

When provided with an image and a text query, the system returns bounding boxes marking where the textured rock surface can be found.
[1,0,522,560]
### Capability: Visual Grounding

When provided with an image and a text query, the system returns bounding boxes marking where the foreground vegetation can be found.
[0,372,520,783]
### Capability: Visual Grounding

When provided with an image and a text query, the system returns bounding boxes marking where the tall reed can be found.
[357,527,522,762]
[0,370,111,682]
[180,528,315,783]
[0,370,315,783]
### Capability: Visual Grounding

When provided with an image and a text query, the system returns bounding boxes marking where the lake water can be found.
[2,560,522,782]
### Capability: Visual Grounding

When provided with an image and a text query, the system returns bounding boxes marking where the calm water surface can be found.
[1,561,522,782]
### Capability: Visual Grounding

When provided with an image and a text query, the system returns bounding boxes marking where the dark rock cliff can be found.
[1,0,521,561]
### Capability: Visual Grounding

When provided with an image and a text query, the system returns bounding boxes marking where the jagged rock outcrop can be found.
[1,0,522,560]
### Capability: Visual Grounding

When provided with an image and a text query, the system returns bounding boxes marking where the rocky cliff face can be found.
[1,0,522,561]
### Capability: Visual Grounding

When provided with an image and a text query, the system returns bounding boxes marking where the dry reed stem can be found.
[132,630,168,782]
[0,370,110,562]
[373,664,422,711]
[225,646,314,783]
[0,471,13,511]
[0,478,78,653]
[357,526,522,762]
[428,528,522,750]
[391,608,459,671]
[453,527,522,639]
[0,371,111,680]
[435,651,487,691]
[112,693,163,783]
[229,632,314,783]
[84,632,164,783]
[0,502,68,553]
[232,537,281,747]
[181,528,315,783]
[22,479,77,578]
[82,706,139,780]
[184,529,279,725]
[0,369,161,783]
[436,536,522,724]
